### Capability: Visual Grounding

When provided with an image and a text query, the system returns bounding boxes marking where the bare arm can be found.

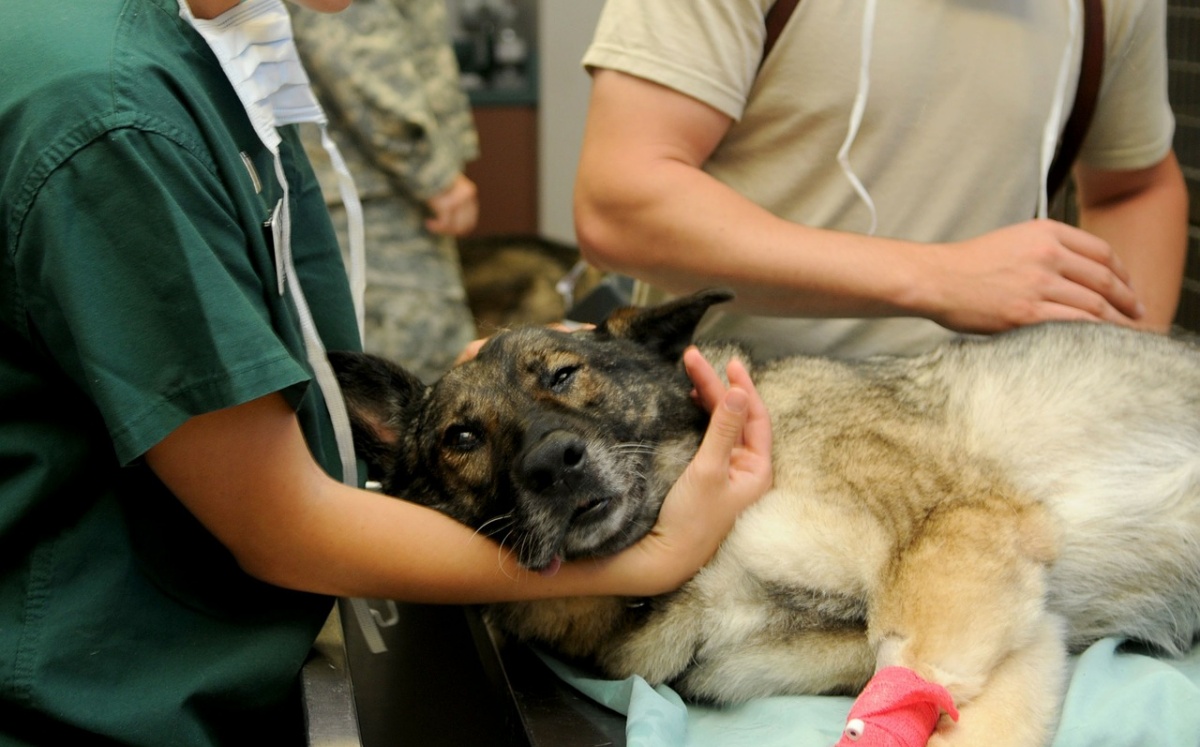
[144,352,770,604]
[574,69,1144,333]
[1074,151,1188,332]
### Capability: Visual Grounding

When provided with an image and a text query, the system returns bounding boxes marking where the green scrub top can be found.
[0,1,362,744]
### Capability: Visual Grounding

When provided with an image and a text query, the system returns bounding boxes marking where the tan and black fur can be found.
[331,289,1200,747]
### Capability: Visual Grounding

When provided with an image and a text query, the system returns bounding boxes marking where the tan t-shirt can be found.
[583,0,1174,359]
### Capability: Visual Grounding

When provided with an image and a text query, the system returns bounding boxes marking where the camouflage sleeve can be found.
[404,0,480,166]
[292,0,479,202]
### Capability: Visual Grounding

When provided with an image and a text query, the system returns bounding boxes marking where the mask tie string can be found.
[272,151,392,654]
[319,126,367,345]
[1038,0,1083,219]
[838,0,879,236]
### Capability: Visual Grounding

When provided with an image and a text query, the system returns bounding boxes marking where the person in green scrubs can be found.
[0,1,773,744]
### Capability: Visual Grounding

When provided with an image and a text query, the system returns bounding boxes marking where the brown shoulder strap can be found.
[1047,0,1105,199]
[761,0,801,68]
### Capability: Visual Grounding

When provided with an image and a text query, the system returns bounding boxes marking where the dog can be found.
[330,289,1200,747]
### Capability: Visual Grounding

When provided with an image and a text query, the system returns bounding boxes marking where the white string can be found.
[271,155,360,490]
[837,0,879,236]
[320,126,367,344]
[1038,0,1083,219]
[274,152,388,654]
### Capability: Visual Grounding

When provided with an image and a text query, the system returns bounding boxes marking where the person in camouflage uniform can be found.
[292,0,480,382]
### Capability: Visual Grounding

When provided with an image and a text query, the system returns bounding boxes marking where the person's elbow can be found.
[206,525,316,593]
[575,185,624,272]
[213,499,342,596]
[574,171,654,274]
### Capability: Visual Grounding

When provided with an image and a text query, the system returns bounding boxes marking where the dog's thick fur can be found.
[331,289,1200,747]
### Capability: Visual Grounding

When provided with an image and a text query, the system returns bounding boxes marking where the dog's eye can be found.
[442,425,482,452]
[546,365,579,393]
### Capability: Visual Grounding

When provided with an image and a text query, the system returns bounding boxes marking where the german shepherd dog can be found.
[330,289,1200,747]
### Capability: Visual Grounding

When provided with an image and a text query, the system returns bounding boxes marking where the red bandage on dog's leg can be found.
[834,666,960,747]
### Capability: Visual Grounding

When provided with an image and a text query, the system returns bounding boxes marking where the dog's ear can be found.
[328,350,427,479]
[597,287,735,361]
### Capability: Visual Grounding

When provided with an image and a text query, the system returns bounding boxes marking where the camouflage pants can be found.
[327,198,478,382]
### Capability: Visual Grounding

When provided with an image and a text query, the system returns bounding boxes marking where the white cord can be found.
[1038,0,1083,218]
[320,126,367,344]
[275,151,391,655]
[837,0,879,236]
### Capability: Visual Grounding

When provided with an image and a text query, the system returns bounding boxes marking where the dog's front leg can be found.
[858,496,1067,747]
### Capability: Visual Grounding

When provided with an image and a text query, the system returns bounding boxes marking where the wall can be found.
[442,0,598,244]
[536,0,605,244]
[445,0,541,237]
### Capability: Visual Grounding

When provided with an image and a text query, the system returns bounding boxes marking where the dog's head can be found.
[330,288,734,572]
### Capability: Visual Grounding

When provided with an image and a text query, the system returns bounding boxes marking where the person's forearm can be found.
[575,152,928,320]
[1076,153,1189,332]
[573,68,931,320]
[575,67,1143,334]
[257,469,672,604]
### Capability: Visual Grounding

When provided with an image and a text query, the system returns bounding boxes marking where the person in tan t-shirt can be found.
[577,0,1187,360]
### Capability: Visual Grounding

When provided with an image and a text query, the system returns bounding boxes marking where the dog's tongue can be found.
[539,556,563,577]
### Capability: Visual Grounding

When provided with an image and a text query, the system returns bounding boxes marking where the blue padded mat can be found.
[540,637,1200,746]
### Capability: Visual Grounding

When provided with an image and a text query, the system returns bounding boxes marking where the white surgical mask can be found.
[180,0,389,653]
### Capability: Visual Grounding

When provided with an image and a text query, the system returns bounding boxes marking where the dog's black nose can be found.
[521,430,588,494]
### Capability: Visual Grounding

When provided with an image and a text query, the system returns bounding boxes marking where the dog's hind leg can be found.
[864,494,1065,747]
